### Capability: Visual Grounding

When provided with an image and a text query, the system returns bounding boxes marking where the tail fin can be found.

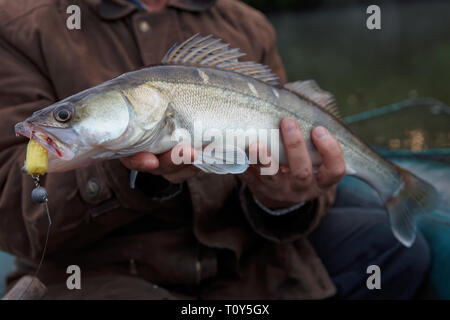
[386,167,439,247]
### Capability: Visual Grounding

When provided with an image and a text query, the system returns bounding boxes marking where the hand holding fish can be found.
[120,145,200,184]
[240,118,346,209]
[14,34,438,247]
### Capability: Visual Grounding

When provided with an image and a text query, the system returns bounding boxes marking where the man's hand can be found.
[120,145,199,184]
[240,118,346,209]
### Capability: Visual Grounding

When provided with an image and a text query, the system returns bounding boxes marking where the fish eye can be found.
[54,106,72,123]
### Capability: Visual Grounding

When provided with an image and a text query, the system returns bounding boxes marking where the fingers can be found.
[153,145,197,175]
[163,165,200,184]
[120,152,159,172]
[248,142,272,169]
[312,126,346,188]
[120,145,198,180]
[241,143,267,184]
[281,118,313,186]
[248,142,282,181]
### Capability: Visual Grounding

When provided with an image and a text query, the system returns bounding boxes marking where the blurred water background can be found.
[245,0,450,152]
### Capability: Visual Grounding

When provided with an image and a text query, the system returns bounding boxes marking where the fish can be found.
[14,34,438,247]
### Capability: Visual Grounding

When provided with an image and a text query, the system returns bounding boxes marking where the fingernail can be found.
[283,119,297,132]
[314,126,328,139]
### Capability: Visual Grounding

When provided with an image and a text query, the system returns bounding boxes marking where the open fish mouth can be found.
[14,121,75,161]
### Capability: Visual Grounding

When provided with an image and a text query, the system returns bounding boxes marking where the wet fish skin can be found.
[138,64,403,201]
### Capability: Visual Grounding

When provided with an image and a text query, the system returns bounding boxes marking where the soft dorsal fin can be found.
[284,80,341,119]
[161,34,280,86]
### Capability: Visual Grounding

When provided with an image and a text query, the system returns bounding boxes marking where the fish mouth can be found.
[15,121,75,161]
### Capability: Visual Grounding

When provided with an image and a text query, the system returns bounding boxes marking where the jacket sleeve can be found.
[238,15,337,242]
[240,182,336,242]
[0,20,136,262]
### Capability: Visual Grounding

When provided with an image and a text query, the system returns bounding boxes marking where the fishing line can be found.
[17,176,52,300]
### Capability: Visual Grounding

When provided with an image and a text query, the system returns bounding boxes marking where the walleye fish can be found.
[15,34,438,247]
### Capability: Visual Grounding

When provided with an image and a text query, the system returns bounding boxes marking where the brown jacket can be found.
[0,0,336,299]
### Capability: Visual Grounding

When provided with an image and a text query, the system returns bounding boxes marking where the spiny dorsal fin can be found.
[284,80,341,119]
[161,34,279,86]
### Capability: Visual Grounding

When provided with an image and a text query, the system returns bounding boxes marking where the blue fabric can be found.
[126,0,147,11]
[308,203,430,299]
[336,157,450,299]
[0,251,15,296]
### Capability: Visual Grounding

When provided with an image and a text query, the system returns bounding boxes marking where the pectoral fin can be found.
[193,145,249,174]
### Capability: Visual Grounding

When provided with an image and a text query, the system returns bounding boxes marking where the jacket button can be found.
[86,178,100,197]
[138,21,151,33]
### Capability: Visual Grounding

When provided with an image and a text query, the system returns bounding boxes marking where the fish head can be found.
[15,87,134,172]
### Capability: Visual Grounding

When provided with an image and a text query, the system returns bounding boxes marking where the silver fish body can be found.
[125,64,404,202]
